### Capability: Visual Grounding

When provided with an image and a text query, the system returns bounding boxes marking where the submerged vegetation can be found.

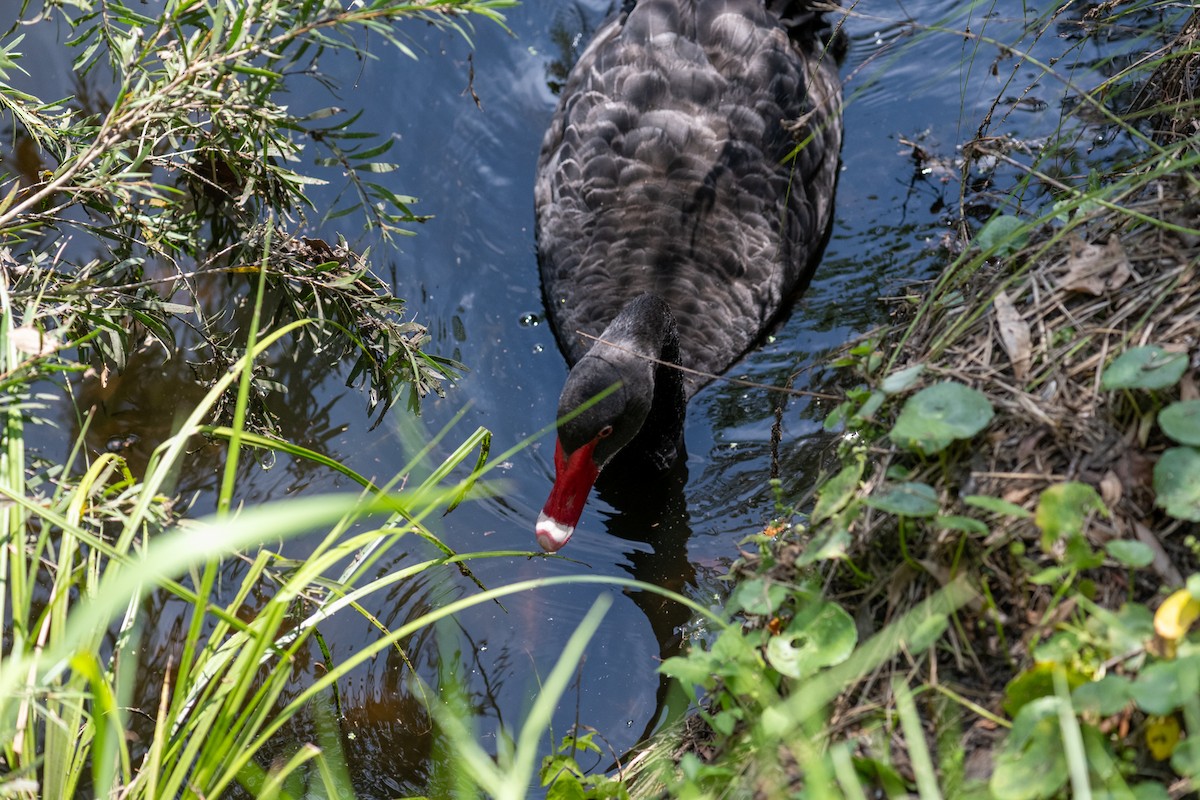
[2,0,1199,798]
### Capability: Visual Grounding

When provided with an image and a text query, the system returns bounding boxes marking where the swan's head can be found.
[536,350,654,552]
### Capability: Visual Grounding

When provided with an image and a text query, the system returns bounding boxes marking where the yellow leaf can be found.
[1154,588,1200,641]
[1146,714,1181,761]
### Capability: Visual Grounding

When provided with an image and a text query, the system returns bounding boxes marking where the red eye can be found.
[597,425,614,439]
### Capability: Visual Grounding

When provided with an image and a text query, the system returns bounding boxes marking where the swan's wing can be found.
[536,0,842,389]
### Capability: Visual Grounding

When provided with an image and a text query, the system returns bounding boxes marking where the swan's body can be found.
[535,0,843,551]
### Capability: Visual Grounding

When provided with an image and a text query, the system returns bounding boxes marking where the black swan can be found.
[534,0,843,552]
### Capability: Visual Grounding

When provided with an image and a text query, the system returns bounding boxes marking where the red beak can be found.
[536,437,600,552]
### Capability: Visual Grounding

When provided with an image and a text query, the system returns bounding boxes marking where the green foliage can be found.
[1100,346,1189,391]
[0,0,514,425]
[650,520,973,797]
[1091,348,1200,523]
[1153,448,1200,521]
[0,3,527,797]
[541,730,631,800]
[0,281,507,798]
[976,214,1030,256]
[889,381,995,455]
[1158,400,1200,446]
[988,589,1200,800]
[1034,482,1108,571]
[991,697,1073,800]
[865,480,939,517]
[764,601,856,680]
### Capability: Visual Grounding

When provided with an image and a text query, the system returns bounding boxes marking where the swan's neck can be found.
[626,302,686,471]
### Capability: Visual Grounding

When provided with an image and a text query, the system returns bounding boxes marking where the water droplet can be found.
[518,312,542,327]
[531,343,544,355]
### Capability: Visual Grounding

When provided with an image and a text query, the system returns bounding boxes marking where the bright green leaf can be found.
[1071,674,1133,716]
[765,602,856,679]
[1130,659,1200,715]
[1004,663,1088,717]
[853,389,886,421]
[824,399,854,431]
[963,494,1032,518]
[990,697,1068,800]
[890,381,994,455]
[1131,782,1172,800]
[935,514,989,534]
[711,709,738,737]
[812,460,863,524]
[1028,565,1070,586]
[880,364,925,394]
[1035,482,1106,551]
[796,524,852,567]
[1171,737,1200,779]
[731,578,789,616]
[659,653,718,690]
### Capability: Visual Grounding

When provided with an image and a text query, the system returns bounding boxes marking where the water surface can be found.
[9,0,1176,793]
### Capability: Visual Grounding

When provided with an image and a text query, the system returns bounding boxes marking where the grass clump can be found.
[0,2,538,798]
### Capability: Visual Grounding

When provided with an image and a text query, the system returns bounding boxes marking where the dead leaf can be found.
[994,290,1032,380]
[1180,373,1199,402]
[1017,429,1046,462]
[1060,234,1132,295]
[1100,469,1123,507]
[10,326,60,357]
[1115,449,1155,494]
[1003,487,1036,505]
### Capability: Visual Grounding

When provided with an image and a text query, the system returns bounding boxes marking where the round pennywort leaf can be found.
[889,381,995,455]
[1154,447,1200,522]
[880,363,925,394]
[765,601,856,680]
[1105,539,1154,568]
[1100,346,1187,391]
[1159,400,1200,447]
[990,697,1068,800]
[865,481,939,517]
[976,214,1029,256]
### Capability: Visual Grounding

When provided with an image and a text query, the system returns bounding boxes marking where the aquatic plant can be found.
[0,0,513,426]
[0,1,522,797]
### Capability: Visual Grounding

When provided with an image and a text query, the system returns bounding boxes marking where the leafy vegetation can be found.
[604,2,1200,798]
[0,1,524,798]
[1,0,516,426]
[4,0,1200,798]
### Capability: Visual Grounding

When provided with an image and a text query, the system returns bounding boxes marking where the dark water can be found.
[9,0,1179,794]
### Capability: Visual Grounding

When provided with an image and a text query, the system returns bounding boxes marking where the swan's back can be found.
[535,0,842,395]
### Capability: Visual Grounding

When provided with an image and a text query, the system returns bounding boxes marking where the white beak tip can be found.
[535,512,574,552]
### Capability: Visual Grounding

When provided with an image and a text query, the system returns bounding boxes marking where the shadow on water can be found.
[592,454,696,738]
[6,0,1185,794]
